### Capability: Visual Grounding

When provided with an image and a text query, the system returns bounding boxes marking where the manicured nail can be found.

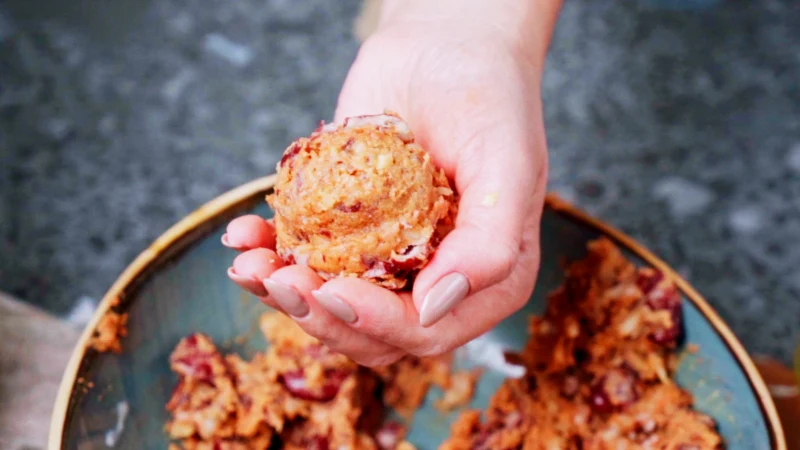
[227,267,268,296]
[419,273,470,327]
[312,290,357,324]
[263,279,309,318]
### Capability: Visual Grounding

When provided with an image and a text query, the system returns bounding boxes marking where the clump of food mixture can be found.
[267,111,457,289]
[165,238,723,450]
[165,312,478,450]
[440,238,723,450]
[88,300,128,354]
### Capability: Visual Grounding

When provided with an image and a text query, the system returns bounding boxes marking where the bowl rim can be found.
[48,175,787,450]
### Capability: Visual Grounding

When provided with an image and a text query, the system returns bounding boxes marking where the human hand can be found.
[224,0,560,366]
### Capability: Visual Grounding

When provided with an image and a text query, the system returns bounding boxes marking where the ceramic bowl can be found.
[49,176,786,450]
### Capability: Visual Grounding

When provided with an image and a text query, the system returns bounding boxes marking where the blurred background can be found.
[0,0,798,366]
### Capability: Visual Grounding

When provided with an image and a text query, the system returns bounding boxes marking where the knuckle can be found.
[304,323,339,346]
[489,239,519,282]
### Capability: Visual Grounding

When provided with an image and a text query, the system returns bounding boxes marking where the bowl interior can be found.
[59,201,773,449]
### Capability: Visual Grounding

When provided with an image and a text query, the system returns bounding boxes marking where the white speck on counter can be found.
[653,177,715,219]
[457,333,525,379]
[728,205,764,235]
[65,296,98,328]
[161,69,195,102]
[104,401,129,447]
[787,143,800,172]
[204,33,254,67]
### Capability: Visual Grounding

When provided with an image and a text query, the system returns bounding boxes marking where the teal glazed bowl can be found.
[49,176,786,450]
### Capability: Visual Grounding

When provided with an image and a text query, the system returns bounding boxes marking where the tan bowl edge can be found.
[48,178,786,450]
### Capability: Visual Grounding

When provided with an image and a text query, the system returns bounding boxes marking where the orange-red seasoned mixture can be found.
[440,238,723,450]
[165,238,722,449]
[165,312,476,450]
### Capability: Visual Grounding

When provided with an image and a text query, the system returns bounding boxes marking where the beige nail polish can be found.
[312,290,357,324]
[263,279,309,318]
[227,267,268,297]
[419,273,470,327]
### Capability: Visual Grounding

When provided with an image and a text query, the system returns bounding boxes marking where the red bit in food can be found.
[636,268,664,295]
[305,435,330,450]
[279,369,351,401]
[375,422,406,450]
[638,268,684,346]
[590,367,639,414]
[382,256,424,276]
[336,202,362,213]
[169,333,224,384]
[279,142,303,168]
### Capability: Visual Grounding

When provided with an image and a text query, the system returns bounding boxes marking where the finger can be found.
[313,219,542,358]
[266,266,403,366]
[222,215,276,251]
[413,115,547,328]
[312,278,449,356]
[228,248,285,297]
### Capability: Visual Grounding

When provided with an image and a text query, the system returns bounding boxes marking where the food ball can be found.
[267,111,457,289]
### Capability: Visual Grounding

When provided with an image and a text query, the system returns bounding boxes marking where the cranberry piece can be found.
[336,202,362,213]
[239,394,253,411]
[306,436,330,450]
[636,269,664,295]
[589,367,639,414]
[375,422,405,450]
[172,357,213,381]
[280,369,351,401]
[279,143,302,168]
[638,269,683,346]
[503,411,523,428]
[382,256,424,275]
[561,376,580,398]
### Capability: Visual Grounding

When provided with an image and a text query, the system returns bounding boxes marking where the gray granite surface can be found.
[1,0,798,364]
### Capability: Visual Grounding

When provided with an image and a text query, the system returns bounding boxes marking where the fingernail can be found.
[312,290,357,324]
[227,267,268,296]
[419,273,470,327]
[221,233,242,250]
[263,279,309,318]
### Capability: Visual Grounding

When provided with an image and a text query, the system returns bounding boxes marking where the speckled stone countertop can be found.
[1,0,798,364]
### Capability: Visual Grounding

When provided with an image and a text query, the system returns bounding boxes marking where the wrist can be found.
[377,0,562,67]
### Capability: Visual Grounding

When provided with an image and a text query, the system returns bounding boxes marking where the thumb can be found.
[413,118,547,327]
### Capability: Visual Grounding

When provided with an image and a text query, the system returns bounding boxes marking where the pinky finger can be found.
[222,215,276,251]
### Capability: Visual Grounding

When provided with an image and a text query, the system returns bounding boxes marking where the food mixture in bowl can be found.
[165,313,479,450]
[267,112,457,290]
[165,239,723,449]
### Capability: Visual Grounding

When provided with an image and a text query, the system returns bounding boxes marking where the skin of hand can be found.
[223,0,562,366]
